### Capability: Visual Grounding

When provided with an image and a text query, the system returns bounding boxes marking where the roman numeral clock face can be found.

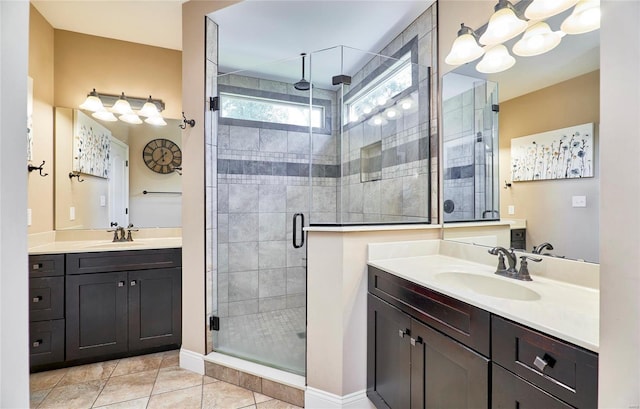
[143,138,182,174]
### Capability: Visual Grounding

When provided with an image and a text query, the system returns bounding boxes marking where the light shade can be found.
[92,109,117,122]
[367,115,388,127]
[524,0,579,20]
[139,95,161,117]
[112,92,134,115]
[479,0,528,46]
[513,22,565,57]
[119,113,143,124]
[561,0,600,34]
[476,44,516,73]
[144,115,167,126]
[445,24,485,66]
[79,89,104,112]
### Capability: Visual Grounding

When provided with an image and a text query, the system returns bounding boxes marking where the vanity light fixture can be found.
[79,90,167,126]
[561,0,601,34]
[445,23,485,66]
[479,0,528,46]
[513,22,565,57]
[524,0,578,20]
[476,44,516,74]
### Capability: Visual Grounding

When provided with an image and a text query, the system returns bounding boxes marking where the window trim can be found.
[218,84,332,135]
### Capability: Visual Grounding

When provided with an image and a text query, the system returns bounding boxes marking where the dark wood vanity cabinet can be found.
[367,266,598,409]
[367,267,490,409]
[29,248,181,370]
[66,249,182,361]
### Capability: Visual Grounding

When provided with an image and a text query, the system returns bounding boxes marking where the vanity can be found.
[28,237,182,372]
[366,240,598,409]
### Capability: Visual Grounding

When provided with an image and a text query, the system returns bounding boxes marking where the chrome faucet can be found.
[108,226,126,242]
[532,242,554,254]
[488,247,542,281]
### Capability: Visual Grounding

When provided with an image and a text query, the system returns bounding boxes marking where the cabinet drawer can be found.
[368,266,490,356]
[30,319,65,367]
[29,254,64,278]
[492,316,598,408]
[66,248,181,275]
[492,363,572,409]
[30,277,64,322]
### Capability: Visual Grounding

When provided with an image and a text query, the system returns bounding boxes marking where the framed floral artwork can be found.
[511,123,594,182]
[72,110,111,178]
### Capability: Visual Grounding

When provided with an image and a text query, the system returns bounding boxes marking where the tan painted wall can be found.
[54,30,182,119]
[499,72,600,261]
[28,5,55,233]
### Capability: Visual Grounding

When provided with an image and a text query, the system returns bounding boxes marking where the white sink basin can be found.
[434,272,541,301]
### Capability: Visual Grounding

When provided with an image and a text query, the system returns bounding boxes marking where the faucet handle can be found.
[520,255,542,263]
[516,255,542,281]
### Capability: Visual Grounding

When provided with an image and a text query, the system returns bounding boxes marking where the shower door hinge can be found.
[492,104,500,112]
[209,315,220,331]
[209,96,219,112]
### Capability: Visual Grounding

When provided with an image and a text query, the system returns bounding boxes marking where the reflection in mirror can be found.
[442,8,599,263]
[54,107,182,230]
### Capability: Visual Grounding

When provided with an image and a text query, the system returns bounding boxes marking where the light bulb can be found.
[445,24,485,66]
[476,44,516,74]
[139,96,160,117]
[479,1,527,46]
[386,108,398,119]
[79,89,104,112]
[400,98,413,110]
[112,92,133,115]
[513,22,564,57]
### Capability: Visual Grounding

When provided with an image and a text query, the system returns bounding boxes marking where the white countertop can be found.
[28,237,182,254]
[368,252,599,353]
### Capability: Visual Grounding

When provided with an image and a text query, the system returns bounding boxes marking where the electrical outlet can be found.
[508,205,515,215]
[70,206,76,221]
[100,195,106,207]
[27,208,32,226]
[572,196,587,208]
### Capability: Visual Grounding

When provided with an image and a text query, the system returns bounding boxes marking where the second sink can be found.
[434,272,541,301]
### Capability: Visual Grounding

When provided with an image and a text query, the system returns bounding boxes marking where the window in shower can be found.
[219,91,325,129]
[344,51,413,126]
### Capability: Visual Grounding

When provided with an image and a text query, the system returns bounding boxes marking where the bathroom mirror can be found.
[53,107,182,230]
[442,10,600,263]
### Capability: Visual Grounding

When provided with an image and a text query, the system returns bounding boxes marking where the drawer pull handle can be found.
[32,296,43,303]
[32,263,43,270]
[32,340,42,348]
[118,281,125,287]
[130,280,137,286]
[410,336,423,346]
[533,353,556,372]
[398,329,410,338]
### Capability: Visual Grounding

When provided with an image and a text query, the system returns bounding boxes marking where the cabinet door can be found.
[128,268,182,351]
[411,319,489,409]
[66,272,128,361]
[492,364,573,409]
[367,294,412,409]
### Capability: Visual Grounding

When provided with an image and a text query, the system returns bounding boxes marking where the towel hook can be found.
[69,171,85,183]
[179,112,196,129]
[28,160,48,177]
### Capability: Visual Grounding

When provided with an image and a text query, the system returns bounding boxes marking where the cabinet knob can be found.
[32,295,43,303]
[118,281,125,287]
[398,329,410,338]
[130,280,137,286]
[32,340,42,348]
[32,263,42,270]
[533,353,556,372]
[410,336,423,346]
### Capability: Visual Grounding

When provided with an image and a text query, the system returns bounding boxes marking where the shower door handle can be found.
[293,213,305,249]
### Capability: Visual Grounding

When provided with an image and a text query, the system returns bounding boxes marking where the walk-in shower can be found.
[206,29,435,376]
[442,73,500,222]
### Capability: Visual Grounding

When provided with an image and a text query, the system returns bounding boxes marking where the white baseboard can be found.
[179,348,205,375]
[305,387,375,409]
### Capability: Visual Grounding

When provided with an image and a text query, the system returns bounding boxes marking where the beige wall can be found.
[54,30,182,119]
[499,71,600,261]
[28,5,55,233]
[599,1,640,406]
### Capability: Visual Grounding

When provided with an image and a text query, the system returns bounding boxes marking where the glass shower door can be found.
[212,57,311,376]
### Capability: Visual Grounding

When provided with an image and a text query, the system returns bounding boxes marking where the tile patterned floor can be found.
[29,350,303,409]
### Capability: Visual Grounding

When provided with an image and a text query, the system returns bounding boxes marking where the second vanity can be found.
[28,234,182,372]
[366,240,599,409]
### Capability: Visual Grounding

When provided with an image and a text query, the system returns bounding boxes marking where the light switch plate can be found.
[100,195,106,207]
[572,195,587,208]
[508,205,515,215]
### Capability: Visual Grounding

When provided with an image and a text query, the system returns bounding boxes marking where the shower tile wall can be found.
[216,74,338,318]
[337,5,437,223]
[442,82,492,221]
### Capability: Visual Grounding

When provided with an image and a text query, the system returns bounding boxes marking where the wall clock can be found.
[142,138,182,174]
